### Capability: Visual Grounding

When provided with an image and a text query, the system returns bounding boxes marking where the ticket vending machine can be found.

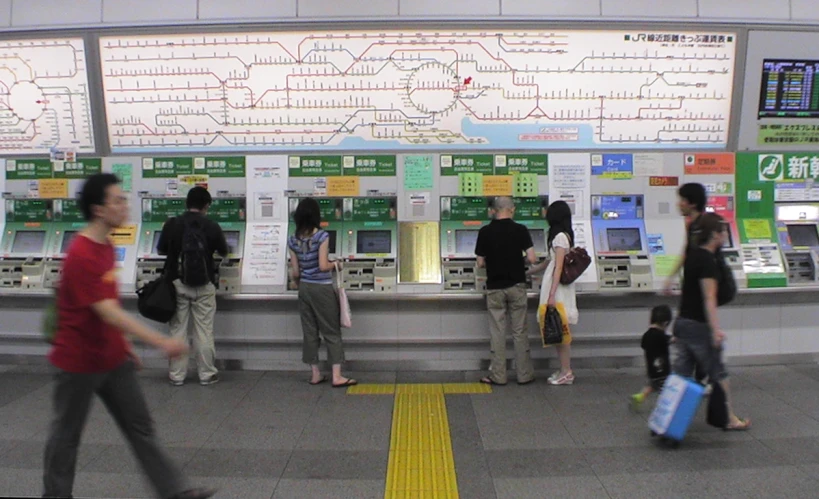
[591,195,652,290]
[340,197,397,292]
[43,199,86,289]
[207,196,246,294]
[510,196,550,291]
[0,199,54,291]
[706,196,747,289]
[774,203,819,285]
[135,197,186,290]
[440,196,492,291]
[286,197,344,290]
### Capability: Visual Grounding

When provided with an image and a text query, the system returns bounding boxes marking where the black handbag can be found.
[715,250,736,306]
[541,306,564,346]
[706,381,729,429]
[136,275,177,323]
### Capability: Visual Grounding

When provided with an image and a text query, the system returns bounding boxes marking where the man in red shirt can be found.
[44,174,215,499]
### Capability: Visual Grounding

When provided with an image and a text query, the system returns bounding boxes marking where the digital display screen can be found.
[530,229,546,253]
[723,228,734,248]
[787,224,819,247]
[60,231,78,254]
[606,228,642,252]
[11,231,47,254]
[356,230,391,254]
[759,59,819,118]
[151,231,162,254]
[326,230,337,254]
[455,230,479,254]
[224,231,240,254]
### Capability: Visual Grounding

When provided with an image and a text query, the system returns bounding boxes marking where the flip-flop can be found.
[724,418,751,431]
[332,378,358,388]
[308,375,328,385]
[480,377,507,386]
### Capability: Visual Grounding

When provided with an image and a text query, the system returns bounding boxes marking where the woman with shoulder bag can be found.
[527,200,579,385]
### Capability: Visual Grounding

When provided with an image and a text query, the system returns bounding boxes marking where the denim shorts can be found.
[672,317,728,382]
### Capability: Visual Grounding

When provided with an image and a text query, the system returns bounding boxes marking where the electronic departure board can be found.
[759,59,819,118]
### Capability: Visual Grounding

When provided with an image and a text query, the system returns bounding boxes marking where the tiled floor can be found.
[1,364,819,498]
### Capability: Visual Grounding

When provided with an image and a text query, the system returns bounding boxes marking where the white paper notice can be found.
[246,156,288,223]
[548,153,591,220]
[633,153,664,176]
[241,223,287,286]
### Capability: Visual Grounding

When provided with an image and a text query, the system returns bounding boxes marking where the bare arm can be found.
[548,246,567,303]
[90,300,184,356]
[476,256,486,268]
[289,249,300,282]
[524,247,537,265]
[699,277,722,344]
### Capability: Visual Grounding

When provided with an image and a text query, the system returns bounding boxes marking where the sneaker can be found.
[169,378,184,387]
[200,375,219,386]
[630,393,645,411]
[548,372,575,385]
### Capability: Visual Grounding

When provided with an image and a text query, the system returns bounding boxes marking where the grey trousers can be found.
[43,360,187,499]
[487,283,535,384]
[298,282,344,366]
[169,280,217,382]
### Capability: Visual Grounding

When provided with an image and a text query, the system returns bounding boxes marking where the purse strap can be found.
[333,261,343,288]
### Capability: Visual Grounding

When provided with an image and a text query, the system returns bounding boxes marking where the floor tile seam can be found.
[468,394,500,499]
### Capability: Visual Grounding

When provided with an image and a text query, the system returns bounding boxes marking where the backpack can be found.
[715,250,736,306]
[179,216,210,287]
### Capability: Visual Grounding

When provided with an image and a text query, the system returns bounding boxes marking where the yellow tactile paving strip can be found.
[347,383,492,498]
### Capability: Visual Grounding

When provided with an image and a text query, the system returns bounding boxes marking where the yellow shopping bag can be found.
[537,302,572,347]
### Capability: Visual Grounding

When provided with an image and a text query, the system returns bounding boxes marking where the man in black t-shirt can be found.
[663,183,707,294]
[475,197,538,385]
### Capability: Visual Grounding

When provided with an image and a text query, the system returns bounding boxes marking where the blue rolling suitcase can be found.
[648,374,705,447]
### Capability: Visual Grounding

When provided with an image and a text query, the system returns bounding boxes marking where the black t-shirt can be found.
[157,211,229,284]
[641,327,670,380]
[679,247,719,323]
[686,213,703,252]
[475,219,534,290]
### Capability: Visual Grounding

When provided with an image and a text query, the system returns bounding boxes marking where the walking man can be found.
[475,197,537,385]
[158,186,228,386]
[44,173,214,499]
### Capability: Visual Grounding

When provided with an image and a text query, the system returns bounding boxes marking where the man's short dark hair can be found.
[186,186,212,210]
[650,304,673,325]
[79,173,120,221]
[677,183,707,213]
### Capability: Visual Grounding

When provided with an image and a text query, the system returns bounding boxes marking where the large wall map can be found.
[100,30,736,153]
[0,38,94,155]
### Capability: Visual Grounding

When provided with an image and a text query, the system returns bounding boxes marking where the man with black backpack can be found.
[158,186,228,386]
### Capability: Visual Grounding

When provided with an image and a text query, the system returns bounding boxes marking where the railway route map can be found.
[99,30,736,152]
[0,38,94,155]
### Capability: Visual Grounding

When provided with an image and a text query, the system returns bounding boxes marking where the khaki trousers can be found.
[487,283,534,384]
[169,280,217,382]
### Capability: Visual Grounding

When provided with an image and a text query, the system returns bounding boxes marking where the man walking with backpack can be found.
[158,186,228,386]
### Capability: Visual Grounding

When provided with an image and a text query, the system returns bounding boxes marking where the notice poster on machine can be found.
[246,156,288,223]
[549,153,591,219]
[241,223,287,286]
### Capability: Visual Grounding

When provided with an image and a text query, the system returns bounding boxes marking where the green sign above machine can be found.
[441,197,491,221]
[5,159,54,180]
[208,198,246,223]
[142,157,246,178]
[53,158,102,179]
[288,155,396,177]
[142,198,186,223]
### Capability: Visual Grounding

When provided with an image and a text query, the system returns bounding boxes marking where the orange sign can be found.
[649,176,679,187]
[327,176,360,196]
[482,175,513,196]
[683,153,735,175]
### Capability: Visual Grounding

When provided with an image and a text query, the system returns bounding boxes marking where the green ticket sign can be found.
[440,197,492,221]
[758,124,819,146]
[6,159,53,180]
[142,158,194,178]
[495,154,548,175]
[54,199,85,223]
[289,156,343,177]
[143,198,186,223]
[53,158,102,179]
[756,152,819,182]
[345,155,396,176]
[5,199,53,223]
[440,154,494,175]
[203,157,246,177]
[208,198,246,223]
[346,198,396,222]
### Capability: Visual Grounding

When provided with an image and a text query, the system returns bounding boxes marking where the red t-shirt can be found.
[48,235,128,373]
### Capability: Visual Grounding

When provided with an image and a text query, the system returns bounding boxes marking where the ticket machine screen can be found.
[326,230,337,254]
[530,229,546,253]
[607,228,642,252]
[12,231,46,254]
[787,224,819,247]
[723,229,734,248]
[357,230,391,254]
[60,231,78,254]
[224,231,240,254]
[151,231,162,254]
[455,230,479,254]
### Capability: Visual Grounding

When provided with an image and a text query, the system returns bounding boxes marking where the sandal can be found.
[480,377,507,386]
[724,418,751,431]
[332,378,358,388]
[309,375,328,385]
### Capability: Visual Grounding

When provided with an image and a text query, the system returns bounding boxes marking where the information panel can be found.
[100,30,736,152]
[0,38,94,155]
[759,59,819,118]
